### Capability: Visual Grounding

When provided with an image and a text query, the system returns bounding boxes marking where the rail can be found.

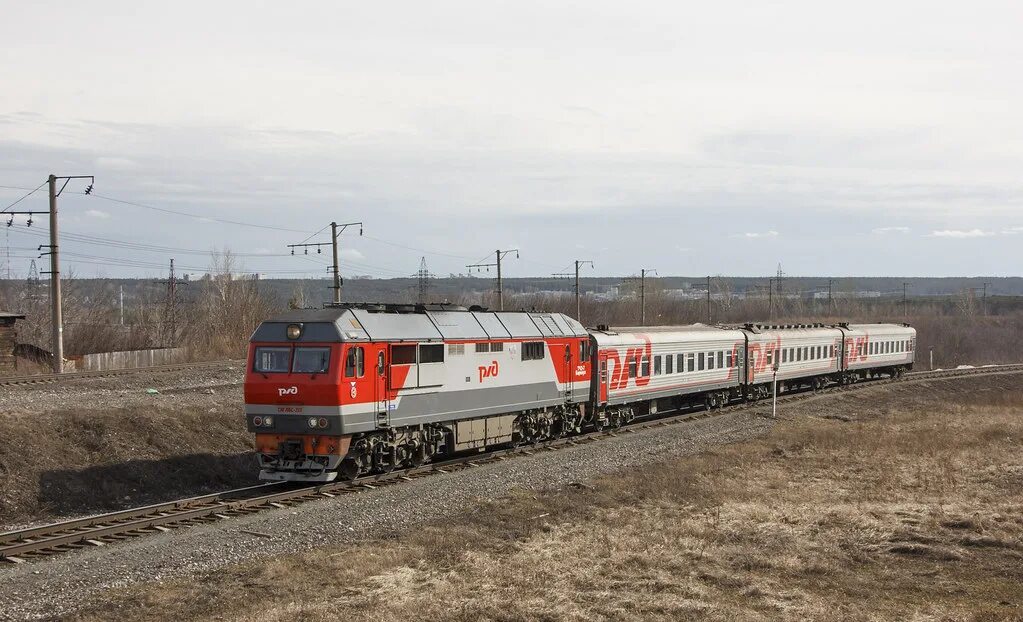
[0,359,242,388]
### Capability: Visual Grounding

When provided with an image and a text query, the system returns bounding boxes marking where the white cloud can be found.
[84,209,110,219]
[1001,226,1023,235]
[94,156,139,171]
[929,229,994,238]
[872,226,909,234]
[742,231,779,239]
[339,248,365,261]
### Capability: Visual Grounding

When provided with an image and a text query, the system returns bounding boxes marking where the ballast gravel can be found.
[0,408,773,621]
[0,362,244,416]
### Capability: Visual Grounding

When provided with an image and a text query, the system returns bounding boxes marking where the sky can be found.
[1,0,1021,280]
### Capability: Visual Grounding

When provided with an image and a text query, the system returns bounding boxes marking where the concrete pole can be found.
[706,276,712,323]
[330,222,341,304]
[47,174,63,373]
[640,269,646,326]
[574,260,581,321]
[496,248,503,311]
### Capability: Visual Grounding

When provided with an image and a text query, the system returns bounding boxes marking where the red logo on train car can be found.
[478,361,499,382]
[606,336,653,390]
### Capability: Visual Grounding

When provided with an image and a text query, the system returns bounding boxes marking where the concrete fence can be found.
[74,347,189,372]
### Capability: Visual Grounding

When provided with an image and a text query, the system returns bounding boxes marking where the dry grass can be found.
[71,378,1023,622]
[0,407,254,524]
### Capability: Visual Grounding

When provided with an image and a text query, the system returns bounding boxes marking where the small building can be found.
[0,312,26,375]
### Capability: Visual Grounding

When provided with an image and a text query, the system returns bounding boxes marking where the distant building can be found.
[0,312,26,375]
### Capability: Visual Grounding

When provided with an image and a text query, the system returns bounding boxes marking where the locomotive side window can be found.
[254,347,290,373]
[641,356,650,376]
[522,341,546,361]
[727,352,733,367]
[391,345,417,365]
[717,351,724,368]
[491,342,505,352]
[654,356,662,375]
[579,340,590,361]
[698,353,705,371]
[292,347,330,374]
[476,342,491,353]
[628,358,637,378]
[688,353,695,372]
[666,354,673,374]
[419,344,445,363]
[344,346,365,378]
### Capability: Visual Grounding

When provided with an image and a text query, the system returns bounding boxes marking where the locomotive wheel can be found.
[339,457,362,480]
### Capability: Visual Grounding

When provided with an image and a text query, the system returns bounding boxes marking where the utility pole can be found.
[639,268,656,325]
[553,260,594,322]
[6,174,94,372]
[288,221,363,304]
[169,259,176,343]
[467,249,519,310]
[119,285,124,326]
[4,172,93,372]
[706,276,712,323]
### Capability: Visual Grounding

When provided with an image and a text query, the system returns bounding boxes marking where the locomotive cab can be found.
[245,311,354,481]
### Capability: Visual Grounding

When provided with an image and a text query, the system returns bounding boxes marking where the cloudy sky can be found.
[1,0,1020,280]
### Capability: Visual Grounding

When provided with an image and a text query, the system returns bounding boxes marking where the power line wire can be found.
[1,181,47,214]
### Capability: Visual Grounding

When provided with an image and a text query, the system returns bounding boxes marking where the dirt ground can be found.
[0,363,252,525]
[67,374,1023,622]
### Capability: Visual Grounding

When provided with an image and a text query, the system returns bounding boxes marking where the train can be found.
[244,303,915,482]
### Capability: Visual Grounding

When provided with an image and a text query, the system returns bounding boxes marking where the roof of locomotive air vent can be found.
[255,305,585,343]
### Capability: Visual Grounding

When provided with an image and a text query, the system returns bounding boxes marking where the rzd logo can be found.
[277,386,299,397]
[478,361,499,382]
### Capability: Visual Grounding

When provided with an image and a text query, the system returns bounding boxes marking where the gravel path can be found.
[0,362,244,415]
[0,408,771,621]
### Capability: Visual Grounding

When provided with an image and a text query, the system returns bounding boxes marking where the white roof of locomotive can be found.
[254,306,587,343]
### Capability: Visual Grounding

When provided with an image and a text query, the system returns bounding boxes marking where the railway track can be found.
[0,359,241,388]
[2,362,1021,565]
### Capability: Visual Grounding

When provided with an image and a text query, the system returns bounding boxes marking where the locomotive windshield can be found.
[293,347,331,374]
[254,347,290,373]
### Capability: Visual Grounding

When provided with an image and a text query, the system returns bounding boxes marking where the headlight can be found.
[253,416,262,427]
[317,417,328,429]
[286,324,303,340]
[263,416,273,426]
[308,417,319,428]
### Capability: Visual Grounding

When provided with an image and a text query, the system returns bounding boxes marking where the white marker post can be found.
[772,360,780,419]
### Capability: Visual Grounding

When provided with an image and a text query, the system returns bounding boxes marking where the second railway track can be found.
[3,362,1021,565]
[0,359,242,388]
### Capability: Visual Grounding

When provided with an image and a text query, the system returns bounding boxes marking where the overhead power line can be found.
[1,181,47,214]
